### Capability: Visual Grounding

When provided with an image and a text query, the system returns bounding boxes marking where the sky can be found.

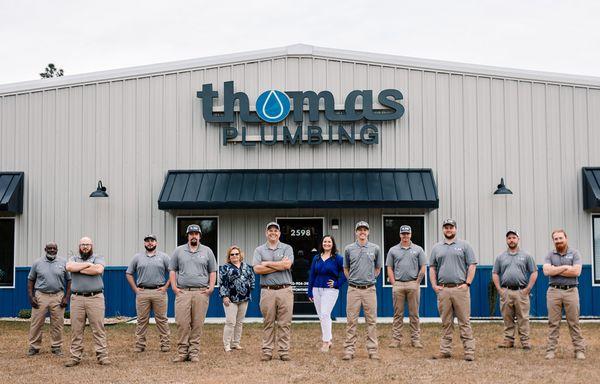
[1,0,599,85]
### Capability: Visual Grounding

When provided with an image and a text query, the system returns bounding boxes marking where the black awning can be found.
[583,167,600,212]
[158,169,438,210]
[0,172,24,214]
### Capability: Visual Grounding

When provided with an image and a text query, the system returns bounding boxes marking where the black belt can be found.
[349,284,374,289]
[550,284,577,290]
[398,279,418,283]
[502,285,526,290]
[38,291,61,294]
[261,284,290,290]
[181,287,207,291]
[72,290,103,297]
[439,283,463,288]
[137,285,161,289]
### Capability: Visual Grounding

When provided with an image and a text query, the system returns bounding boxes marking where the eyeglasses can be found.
[80,244,92,247]
[230,252,240,256]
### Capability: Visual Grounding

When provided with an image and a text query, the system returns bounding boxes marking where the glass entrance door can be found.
[277,218,324,316]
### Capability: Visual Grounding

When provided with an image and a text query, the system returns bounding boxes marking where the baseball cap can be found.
[355,221,370,230]
[186,224,202,234]
[144,234,157,241]
[506,229,520,237]
[399,225,412,234]
[442,218,457,227]
[265,222,280,231]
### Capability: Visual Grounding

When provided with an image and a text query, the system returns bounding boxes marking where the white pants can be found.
[312,288,339,342]
[223,301,249,349]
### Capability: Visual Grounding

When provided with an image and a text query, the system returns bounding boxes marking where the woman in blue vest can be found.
[308,235,346,352]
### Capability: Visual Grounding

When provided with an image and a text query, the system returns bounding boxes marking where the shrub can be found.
[18,309,31,319]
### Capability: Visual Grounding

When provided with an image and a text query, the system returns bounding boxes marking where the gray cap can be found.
[143,234,157,241]
[399,225,412,234]
[265,221,280,231]
[442,218,457,227]
[186,224,202,234]
[355,221,370,230]
[506,229,520,237]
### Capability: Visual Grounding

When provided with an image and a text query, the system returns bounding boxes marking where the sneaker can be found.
[64,360,80,367]
[412,341,424,349]
[172,355,187,363]
[279,355,291,361]
[98,359,111,366]
[575,351,586,360]
[497,341,514,348]
[432,352,451,359]
[545,351,555,360]
[231,345,243,350]
[369,353,381,360]
[260,354,272,361]
[189,356,200,363]
[522,345,532,351]
[160,346,170,353]
[224,346,232,352]
[27,348,39,356]
[388,341,401,348]
[342,353,353,361]
[51,348,63,356]
[464,355,475,361]
[320,342,332,353]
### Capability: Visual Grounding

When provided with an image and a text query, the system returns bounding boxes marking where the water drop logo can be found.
[255,90,291,123]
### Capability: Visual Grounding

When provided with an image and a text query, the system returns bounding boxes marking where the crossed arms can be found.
[66,261,104,275]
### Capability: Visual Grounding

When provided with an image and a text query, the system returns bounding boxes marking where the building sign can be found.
[196,81,405,146]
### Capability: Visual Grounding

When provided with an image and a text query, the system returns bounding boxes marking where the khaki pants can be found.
[344,286,378,355]
[28,291,65,351]
[135,289,170,350]
[391,281,421,343]
[174,289,209,358]
[223,301,249,349]
[437,286,474,356]
[259,287,293,357]
[499,289,531,346]
[69,293,108,362]
[546,287,586,353]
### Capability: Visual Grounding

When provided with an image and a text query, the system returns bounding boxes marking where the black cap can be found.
[506,229,520,237]
[399,225,412,234]
[265,222,280,231]
[186,224,201,234]
[442,218,457,227]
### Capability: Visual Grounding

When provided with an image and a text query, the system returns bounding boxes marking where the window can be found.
[0,218,15,288]
[593,215,600,285]
[176,217,219,261]
[382,215,426,287]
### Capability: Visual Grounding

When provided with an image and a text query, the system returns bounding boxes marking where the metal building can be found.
[1,44,599,318]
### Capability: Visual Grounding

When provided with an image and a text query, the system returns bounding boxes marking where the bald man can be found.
[64,237,109,367]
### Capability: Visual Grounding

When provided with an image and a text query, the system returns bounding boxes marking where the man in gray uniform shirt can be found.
[27,242,71,356]
[492,230,537,350]
[342,221,382,361]
[429,219,477,361]
[542,229,586,360]
[386,225,426,349]
[64,237,109,367]
[126,234,171,353]
[253,221,294,362]
[169,224,217,363]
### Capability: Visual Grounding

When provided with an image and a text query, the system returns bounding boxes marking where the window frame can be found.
[380,214,428,288]
[175,216,220,286]
[592,215,600,286]
[0,217,16,289]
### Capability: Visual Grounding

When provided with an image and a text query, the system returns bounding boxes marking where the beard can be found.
[443,232,455,240]
[189,238,198,246]
[508,242,518,250]
[555,242,567,253]
[145,244,157,252]
[46,254,57,261]
[79,248,93,259]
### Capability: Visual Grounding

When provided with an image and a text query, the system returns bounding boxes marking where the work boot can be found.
[497,341,514,348]
[189,356,200,363]
[432,352,451,359]
[342,353,353,361]
[412,341,424,349]
[279,355,291,361]
[545,351,555,360]
[27,348,39,356]
[160,346,170,353]
[98,359,111,366]
[464,355,475,361]
[369,353,381,360]
[575,351,586,360]
[51,347,63,356]
[260,354,272,361]
[172,355,187,363]
[388,341,401,348]
[64,360,80,367]
[133,347,145,353]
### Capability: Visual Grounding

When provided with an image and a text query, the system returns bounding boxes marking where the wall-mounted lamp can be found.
[331,219,339,230]
[493,178,513,195]
[90,180,109,197]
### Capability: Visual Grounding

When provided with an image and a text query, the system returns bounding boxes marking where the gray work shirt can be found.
[169,244,217,288]
[126,251,170,287]
[253,241,294,286]
[429,239,477,284]
[386,243,427,282]
[69,254,105,293]
[493,250,536,287]
[28,256,71,293]
[343,241,382,286]
[544,248,582,286]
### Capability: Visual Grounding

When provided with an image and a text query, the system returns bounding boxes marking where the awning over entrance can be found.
[158,169,438,210]
[0,172,24,214]
[583,167,600,212]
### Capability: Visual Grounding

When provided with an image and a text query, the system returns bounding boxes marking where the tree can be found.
[40,63,64,78]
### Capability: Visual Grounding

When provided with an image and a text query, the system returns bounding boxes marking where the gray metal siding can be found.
[1,55,599,266]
